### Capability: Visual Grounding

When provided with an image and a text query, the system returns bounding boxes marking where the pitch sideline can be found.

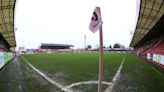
[21,53,127,92]
[21,56,73,92]
[104,53,127,92]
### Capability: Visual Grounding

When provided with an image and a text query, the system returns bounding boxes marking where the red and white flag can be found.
[89,7,103,33]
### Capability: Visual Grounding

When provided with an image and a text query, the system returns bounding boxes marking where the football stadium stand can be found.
[0,0,16,49]
[0,0,16,69]
[130,0,164,67]
[40,43,74,49]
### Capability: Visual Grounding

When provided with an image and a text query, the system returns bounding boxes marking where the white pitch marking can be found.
[21,56,73,92]
[21,55,127,92]
[63,81,112,90]
[105,54,127,92]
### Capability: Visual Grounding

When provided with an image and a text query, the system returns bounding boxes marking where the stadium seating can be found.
[145,40,164,55]
[133,39,164,67]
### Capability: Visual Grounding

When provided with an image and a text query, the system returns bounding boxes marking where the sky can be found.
[14,0,140,49]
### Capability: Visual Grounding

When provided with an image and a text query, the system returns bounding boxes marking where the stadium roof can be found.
[130,0,164,47]
[41,43,74,47]
[0,0,16,47]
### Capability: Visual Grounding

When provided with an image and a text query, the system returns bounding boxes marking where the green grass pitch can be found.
[20,52,125,84]
[19,52,164,92]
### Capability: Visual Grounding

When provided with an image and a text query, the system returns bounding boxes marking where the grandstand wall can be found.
[40,43,73,50]
[0,0,16,69]
[0,34,15,69]
[0,34,10,51]
[0,52,15,69]
[130,0,164,67]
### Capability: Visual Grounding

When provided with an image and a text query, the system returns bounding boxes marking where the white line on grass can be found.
[21,56,73,92]
[105,53,127,92]
[63,81,111,90]
[21,54,127,92]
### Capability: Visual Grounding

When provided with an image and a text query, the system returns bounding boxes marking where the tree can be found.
[120,45,125,49]
[109,45,112,48]
[87,45,92,49]
[113,43,121,48]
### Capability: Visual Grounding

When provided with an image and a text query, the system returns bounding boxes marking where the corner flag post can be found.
[98,24,104,92]
[89,7,104,92]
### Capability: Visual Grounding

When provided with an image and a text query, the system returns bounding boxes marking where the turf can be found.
[19,57,62,92]
[20,52,125,85]
[19,52,164,92]
[115,54,164,92]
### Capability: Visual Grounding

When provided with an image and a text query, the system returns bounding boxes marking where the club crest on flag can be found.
[89,7,103,33]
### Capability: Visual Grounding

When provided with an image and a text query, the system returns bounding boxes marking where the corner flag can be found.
[89,7,104,92]
[89,7,103,33]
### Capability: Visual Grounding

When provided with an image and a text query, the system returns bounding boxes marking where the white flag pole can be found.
[98,8,104,92]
